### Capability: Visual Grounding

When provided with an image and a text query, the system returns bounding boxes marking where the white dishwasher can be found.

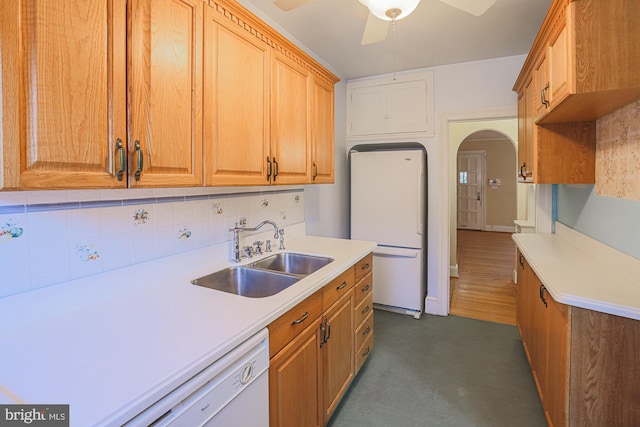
[125,328,269,427]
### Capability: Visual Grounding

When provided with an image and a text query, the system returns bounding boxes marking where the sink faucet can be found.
[230,220,280,262]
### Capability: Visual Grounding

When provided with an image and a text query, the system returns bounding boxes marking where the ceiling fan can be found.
[273,0,498,45]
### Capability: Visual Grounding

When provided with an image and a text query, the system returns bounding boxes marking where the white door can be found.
[350,150,424,248]
[457,151,484,231]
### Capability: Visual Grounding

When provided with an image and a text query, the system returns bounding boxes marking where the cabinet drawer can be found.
[354,292,373,326]
[354,271,372,304]
[355,311,374,351]
[322,268,355,309]
[355,333,374,374]
[268,291,323,357]
[354,253,373,283]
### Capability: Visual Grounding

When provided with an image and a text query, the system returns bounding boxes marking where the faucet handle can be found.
[278,229,285,250]
[265,240,272,252]
[253,241,263,256]
[243,245,253,258]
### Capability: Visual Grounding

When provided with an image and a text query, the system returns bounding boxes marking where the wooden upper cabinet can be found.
[203,5,270,186]
[128,0,203,187]
[312,77,335,184]
[202,0,338,187]
[1,0,127,189]
[522,0,640,124]
[533,53,548,121]
[271,51,312,185]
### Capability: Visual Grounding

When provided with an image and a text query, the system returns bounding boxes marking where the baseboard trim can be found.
[450,264,459,278]
[483,225,516,233]
[425,296,446,316]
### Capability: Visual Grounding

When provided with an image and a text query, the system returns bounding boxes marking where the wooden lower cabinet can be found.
[322,289,354,420]
[268,253,373,426]
[516,250,640,426]
[269,316,324,427]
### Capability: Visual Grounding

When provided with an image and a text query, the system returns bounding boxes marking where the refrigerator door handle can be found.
[418,166,424,236]
[374,247,419,258]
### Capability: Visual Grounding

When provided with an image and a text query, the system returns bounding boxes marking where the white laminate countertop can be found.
[512,223,640,320]
[0,225,376,426]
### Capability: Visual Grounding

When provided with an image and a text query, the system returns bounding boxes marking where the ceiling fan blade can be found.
[438,0,497,16]
[361,13,390,45]
[273,0,317,11]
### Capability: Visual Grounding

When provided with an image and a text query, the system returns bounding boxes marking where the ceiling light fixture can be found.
[358,0,422,21]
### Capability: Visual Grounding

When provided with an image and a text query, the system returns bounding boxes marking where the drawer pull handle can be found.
[361,305,370,315]
[361,263,370,271]
[291,312,309,325]
[362,346,371,357]
[361,285,370,293]
[336,281,347,291]
[362,326,371,336]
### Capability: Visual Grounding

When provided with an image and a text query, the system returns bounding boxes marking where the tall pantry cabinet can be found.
[0,0,203,189]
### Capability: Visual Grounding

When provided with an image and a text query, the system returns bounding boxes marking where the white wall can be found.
[339,55,526,315]
[304,81,349,239]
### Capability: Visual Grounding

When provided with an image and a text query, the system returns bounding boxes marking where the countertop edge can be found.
[512,225,640,321]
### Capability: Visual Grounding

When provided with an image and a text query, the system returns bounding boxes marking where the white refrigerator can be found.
[350,147,427,319]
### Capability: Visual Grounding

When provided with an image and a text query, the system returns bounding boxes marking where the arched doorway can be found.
[451,129,518,324]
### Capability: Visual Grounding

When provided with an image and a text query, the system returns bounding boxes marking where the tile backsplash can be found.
[0,187,304,298]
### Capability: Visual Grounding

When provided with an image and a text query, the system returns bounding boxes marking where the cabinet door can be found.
[348,85,386,136]
[546,295,569,427]
[515,251,528,342]
[128,0,202,187]
[1,0,127,189]
[386,80,428,133]
[523,78,535,182]
[533,53,549,121]
[530,273,549,408]
[269,317,323,427]
[311,77,335,184]
[203,5,270,186]
[517,91,528,182]
[548,19,571,109]
[271,51,312,184]
[322,289,354,422]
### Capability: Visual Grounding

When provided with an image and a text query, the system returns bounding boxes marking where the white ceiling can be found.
[239,0,552,80]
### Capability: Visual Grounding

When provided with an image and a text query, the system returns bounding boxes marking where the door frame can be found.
[428,106,518,317]
[456,149,486,231]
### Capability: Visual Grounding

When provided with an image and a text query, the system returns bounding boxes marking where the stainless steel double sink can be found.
[191,252,334,298]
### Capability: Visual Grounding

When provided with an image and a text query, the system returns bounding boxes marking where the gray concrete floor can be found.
[327,310,546,427]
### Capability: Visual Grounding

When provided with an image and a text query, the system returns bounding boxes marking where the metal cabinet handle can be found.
[361,305,370,315]
[541,82,550,108]
[324,318,331,342]
[336,281,347,291]
[266,157,272,181]
[362,325,371,336]
[362,346,371,357]
[539,284,548,307]
[115,138,125,181]
[291,311,308,325]
[313,162,318,180]
[319,322,326,347]
[519,254,524,269]
[134,141,143,181]
[520,163,527,179]
[273,157,279,182]
[361,285,370,293]
[361,263,370,271]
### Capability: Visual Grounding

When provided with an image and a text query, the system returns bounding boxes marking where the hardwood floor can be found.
[450,230,517,325]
